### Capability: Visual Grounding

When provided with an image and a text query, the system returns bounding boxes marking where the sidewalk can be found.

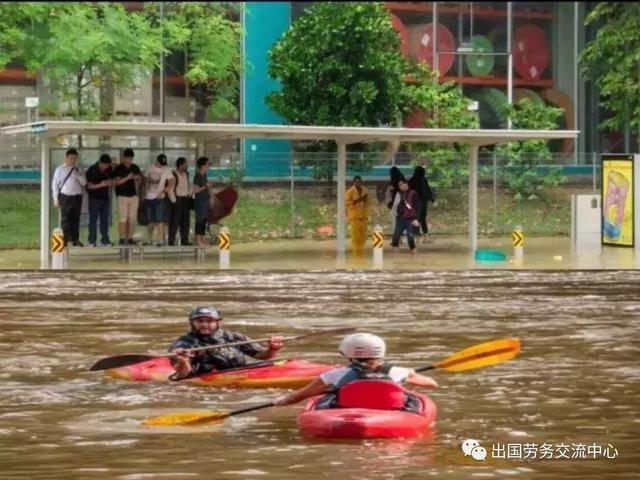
[0,236,638,270]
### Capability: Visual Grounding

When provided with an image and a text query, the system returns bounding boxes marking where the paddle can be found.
[142,402,275,427]
[89,326,356,371]
[142,337,520,427]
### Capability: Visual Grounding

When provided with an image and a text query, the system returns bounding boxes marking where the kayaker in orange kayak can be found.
[169,306,284,380]
[274,333,437,410]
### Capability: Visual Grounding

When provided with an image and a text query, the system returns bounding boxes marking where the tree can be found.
[495,99,565,199]
[145,2,242,121]
[13,3,160,120]
[402,64,479,188]
[266,2,407,180]
[580,3,640,148]
[0,3,31,68]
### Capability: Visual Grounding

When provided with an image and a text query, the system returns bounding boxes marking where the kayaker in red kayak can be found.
[274,333,437,410]
[169,306,284,380]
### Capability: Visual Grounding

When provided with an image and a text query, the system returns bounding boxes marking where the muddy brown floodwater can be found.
[0,270,638,479]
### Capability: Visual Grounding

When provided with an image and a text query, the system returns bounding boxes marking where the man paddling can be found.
[274,333,437,410]
[169,306,285,380]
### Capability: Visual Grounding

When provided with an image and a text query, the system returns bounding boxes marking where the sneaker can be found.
[73,241,84,247]
[119,239,126,246]
[127,239,138,246]
[142,241,153,246]
[100,242,114,247]
[88,242,97,248]
[155,241,165,247]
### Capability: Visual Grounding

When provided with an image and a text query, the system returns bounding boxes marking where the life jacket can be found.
[316,362,409,411]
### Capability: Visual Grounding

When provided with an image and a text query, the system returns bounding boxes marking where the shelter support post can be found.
[336,142,347,254]
[40,137,50,269]
[469,145,479,254]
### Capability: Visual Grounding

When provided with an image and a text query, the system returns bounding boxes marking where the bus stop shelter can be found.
[0,121,578,269]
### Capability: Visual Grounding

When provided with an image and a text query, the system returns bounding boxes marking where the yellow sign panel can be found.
[602,156,634,247]
[51,234,64,253]
[372,231,384,249]
[218,233,231,250]
[512,230,524,247]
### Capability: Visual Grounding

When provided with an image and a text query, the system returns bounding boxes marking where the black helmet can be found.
[188,306,222,322]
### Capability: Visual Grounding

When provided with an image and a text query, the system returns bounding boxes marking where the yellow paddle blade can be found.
[434,338,521,372]
[142,410,229,427]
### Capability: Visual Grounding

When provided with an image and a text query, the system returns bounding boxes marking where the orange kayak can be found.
[105,357,337,389]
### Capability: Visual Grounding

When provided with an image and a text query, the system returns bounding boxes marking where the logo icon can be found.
[462,439,487,461]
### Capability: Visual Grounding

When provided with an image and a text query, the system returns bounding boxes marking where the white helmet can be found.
[339,333,386,359]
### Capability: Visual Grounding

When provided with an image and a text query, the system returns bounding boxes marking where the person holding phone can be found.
[51,148,87,247]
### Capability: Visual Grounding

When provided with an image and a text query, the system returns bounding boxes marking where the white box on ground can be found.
[571,194,601,249]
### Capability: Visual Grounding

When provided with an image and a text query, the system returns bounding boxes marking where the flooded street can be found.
[0,270,638,479]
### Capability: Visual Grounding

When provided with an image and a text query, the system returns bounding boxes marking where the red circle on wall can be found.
[391,14,409,57]
[513,24,549,80]
[417,23,456,75]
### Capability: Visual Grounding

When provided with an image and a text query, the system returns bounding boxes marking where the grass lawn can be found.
[0,184,596,249]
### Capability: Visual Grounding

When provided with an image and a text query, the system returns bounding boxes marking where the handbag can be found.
[137,199,149,226]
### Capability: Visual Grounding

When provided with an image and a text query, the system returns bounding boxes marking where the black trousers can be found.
[168,196,191,245]
[59,193,83,245]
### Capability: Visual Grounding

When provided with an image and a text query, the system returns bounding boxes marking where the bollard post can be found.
[51,228,66,269]
[218,226,230,269]
[512,225,524,265]
[372,224,384,269]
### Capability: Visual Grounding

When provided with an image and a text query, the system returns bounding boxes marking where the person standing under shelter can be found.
[385,166,403,236]
[391,178,420,253]
[409,165,435,243]
[345,175,370,253]
[143,153,174,246]
[85,153,115,247]
[113,148,142,245]
[168,157,192,246]
[51,148,87,247]
[193,156,213,247]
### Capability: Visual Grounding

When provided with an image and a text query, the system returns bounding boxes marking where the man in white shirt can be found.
[51,148,87,247]
[143,153,174,246]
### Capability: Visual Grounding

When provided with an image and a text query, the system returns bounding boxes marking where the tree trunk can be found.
[99,71,115,148]
[77,72,83,148]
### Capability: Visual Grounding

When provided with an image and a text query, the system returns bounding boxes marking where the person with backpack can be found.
[409,165,436,243]
[168,157,192,246]
[273,333,437,411]
[391,178,420,253]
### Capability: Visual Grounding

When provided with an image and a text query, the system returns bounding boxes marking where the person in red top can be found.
[391,178,420,253]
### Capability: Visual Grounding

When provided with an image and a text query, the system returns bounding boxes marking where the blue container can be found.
[475,249,507,262]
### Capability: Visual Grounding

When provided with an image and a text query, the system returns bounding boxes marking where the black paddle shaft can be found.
[183,401,275,425]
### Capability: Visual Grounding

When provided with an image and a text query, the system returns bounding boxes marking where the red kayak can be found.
[297,380,437,439]
[105,357,337,389]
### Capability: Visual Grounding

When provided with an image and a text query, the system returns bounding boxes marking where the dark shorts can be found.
[145,198,164,223]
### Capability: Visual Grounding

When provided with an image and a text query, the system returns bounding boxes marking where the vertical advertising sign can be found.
[601,154,634,247]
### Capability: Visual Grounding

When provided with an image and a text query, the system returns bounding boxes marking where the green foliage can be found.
[266,2,406,180]
[580,3,640,143]
[146,2,242,121]
[496,99,566,199]
[2,2,241,122]
[402,64,479,187]
[16,3,159,119]
[0,3,31,67]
